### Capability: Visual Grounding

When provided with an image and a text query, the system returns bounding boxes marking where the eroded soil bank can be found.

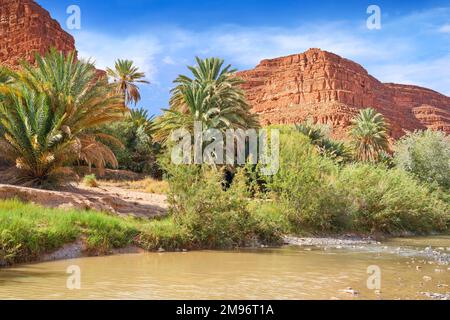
[0,182,167,218]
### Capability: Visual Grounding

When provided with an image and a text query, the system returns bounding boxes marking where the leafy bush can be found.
[393,130,450,190]
[248,201,290,244]
[161,155,287,247]
[337,164,449,234]
[165,164,263,248]
[267,129,348,232]
[101,109,162,177]
[265,127,448,235]
[137,217,191,251]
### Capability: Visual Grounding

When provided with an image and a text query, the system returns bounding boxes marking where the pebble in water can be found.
[340,288,359,296]
[420,292,450,300]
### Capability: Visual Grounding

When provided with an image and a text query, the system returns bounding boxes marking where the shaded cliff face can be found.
[0,0,76,66]
[237,48,450,139]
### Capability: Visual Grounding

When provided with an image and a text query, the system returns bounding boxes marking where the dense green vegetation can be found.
[163,163,285,248]
[295,121,351,163]
[264,127,449,234]
[393,130,450,190]
[0,199,139,265]
[0,194,284,266]
[101,108,161,176]
[0,51,449,267]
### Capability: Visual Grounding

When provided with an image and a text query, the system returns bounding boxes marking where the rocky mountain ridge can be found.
[237,48,450,138]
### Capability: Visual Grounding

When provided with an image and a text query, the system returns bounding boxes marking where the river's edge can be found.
[3,232,449,269]
[0,234,374,268]
[1,233,436,268]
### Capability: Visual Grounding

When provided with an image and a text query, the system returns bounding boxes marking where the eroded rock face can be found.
[238,48,450,139]
[0,0,76,66]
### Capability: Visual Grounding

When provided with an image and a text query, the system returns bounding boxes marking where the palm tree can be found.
[295,122,351,163]
[0,67,13,85]
[155,57,259,142]
[295,122,327,144]
[349,108,389,162]
[0,49,127,188]
[107,59,149,106]
[130,107,155,136]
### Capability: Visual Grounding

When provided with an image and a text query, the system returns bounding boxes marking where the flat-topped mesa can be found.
[237,48,450,139]
[0,0,76,66]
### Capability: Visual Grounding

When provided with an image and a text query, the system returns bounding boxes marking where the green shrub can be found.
[83,174,98,187]
[393,130,450,190]
[137,217,191,251]
[264,127,448,235]
[337,164,449,234]
[165,164,263,248]
[248,201,290,244]
[267,130,348,232]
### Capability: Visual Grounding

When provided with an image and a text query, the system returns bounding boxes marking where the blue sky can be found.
[37,0,450,115]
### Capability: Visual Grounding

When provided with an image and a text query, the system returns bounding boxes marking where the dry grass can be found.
[101,178,170,195]
[83,174,99,188]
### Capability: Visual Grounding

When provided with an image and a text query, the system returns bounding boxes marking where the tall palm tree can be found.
[349,108,389,162]
[107,59,149,106]
[155,57,259,142]
[0,49,126,188]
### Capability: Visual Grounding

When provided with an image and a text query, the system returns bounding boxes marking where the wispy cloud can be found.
[439,24,450,33]
[373,54,450,95]
[75,31,162,82]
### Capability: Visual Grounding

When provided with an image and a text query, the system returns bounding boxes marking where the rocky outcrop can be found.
[238,48,450,139]
[0,0,76,66]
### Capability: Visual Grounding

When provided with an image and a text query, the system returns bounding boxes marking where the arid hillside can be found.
[238,48,450,138]
[0,0,75,66]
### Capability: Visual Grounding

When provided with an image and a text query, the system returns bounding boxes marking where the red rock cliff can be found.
[238,48,450,139]
[0,0,76,66]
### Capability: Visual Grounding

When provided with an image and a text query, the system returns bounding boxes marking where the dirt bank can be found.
[0,183,167,218]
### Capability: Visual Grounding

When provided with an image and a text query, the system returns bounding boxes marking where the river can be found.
[0,236,448,300]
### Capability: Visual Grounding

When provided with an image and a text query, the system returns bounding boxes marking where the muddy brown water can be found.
[0,236,448,300]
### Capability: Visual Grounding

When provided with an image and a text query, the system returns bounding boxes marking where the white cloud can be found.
[372,54,450,96]
[439,24,450,33]
[202,24,408,67]
[162,56,175,65]
[75,31,162,82]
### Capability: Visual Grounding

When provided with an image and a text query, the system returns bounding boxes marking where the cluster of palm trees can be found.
[154,57,259,142]
[0,49,391,188]
[0,50,126,187]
